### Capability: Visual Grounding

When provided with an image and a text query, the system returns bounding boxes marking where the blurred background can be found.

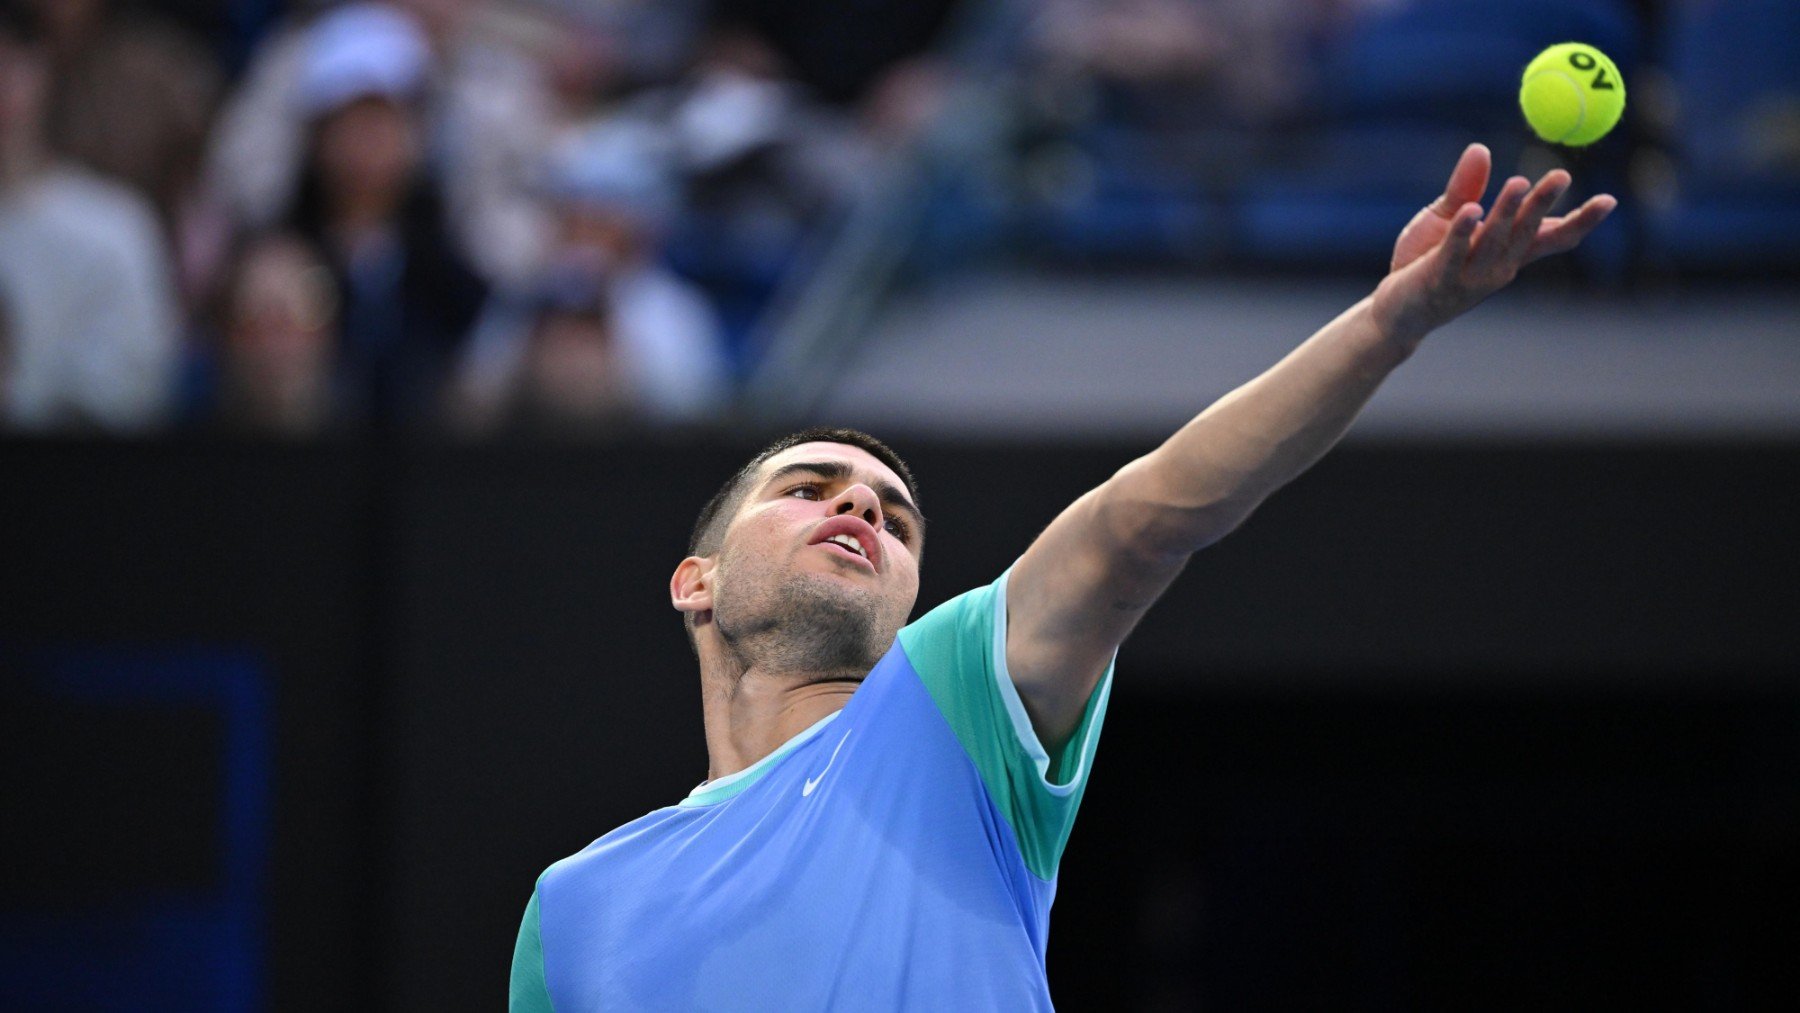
[2,0,1796,1009]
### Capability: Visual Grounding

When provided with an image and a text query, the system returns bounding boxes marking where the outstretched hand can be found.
[1372,143,1617,344]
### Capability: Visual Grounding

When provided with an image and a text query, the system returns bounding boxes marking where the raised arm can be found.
[1006,143,1618,748]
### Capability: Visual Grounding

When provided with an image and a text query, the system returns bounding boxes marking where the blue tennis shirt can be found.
[509,570,1115,1010]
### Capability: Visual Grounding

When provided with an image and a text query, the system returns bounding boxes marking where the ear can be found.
[670,556,714,616]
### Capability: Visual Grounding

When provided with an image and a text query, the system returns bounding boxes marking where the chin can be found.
[788,570,881,616]
[775,577,894,667]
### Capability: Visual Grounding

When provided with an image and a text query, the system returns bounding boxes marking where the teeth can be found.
[826,533,866,558]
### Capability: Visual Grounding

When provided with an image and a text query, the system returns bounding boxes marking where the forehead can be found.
[752,442,911,503]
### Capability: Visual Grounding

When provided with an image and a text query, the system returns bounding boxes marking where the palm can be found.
[1391,200,1460,273]
[1374,143,1618,339]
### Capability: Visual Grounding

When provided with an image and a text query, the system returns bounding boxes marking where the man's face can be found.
[704,442,924,672]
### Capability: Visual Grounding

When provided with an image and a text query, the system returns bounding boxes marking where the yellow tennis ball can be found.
[1519,42,1626,146]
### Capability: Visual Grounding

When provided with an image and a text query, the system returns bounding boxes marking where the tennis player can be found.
[509,144,1615,1010]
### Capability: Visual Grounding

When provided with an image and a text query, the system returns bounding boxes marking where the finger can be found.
[1433,202,1483,282]
[1431,143,1491,219]
[1468,176,1530,271]
[1526,194,1618,262]
[1509,170,1571,249]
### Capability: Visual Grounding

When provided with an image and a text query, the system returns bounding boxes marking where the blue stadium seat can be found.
[1020,121,1233,265]
[1644,0,1800,273]
[1234,125,1489,268]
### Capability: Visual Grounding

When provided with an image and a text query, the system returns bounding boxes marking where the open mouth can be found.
[808,516,882,572]
[819,534,874,569]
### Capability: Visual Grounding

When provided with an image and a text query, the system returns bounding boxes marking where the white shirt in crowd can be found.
[0,166,180,431]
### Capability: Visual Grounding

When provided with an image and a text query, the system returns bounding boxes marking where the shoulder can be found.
[538,804,688,894]
[897,571,1117,880]
[897,576,1004,664]
[34,168,165,252]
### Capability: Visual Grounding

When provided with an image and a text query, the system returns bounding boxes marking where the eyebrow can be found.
[763,460,927,534]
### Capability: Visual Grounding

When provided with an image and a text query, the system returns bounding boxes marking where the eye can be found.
[884,517,911,541]
[785,482,823,500]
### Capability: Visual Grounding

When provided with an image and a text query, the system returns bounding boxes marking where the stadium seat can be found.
[1019,119,1234,265]
[1644,0,1800,274]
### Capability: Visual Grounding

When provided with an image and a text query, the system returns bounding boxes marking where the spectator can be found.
[504,262,639,435]
[30,0,222,311]
[284,3,486,429]
[456,118,730,430]
[638,22,875,356]
[33,0,219,229]
[212,233,339,436]
[0,0,180,432]
[1030,0,1339,128]
[206,0,558,285]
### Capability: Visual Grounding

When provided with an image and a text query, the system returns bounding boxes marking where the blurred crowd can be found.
[3,0,1794,437]
[0,0,958,436]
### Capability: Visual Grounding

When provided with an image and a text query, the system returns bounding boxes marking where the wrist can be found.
[1360,277,1432,356]
[1361,285,1429,364]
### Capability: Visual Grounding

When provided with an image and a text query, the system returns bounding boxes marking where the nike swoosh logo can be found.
[802,728,852,797]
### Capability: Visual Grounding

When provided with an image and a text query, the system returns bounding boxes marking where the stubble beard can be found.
[712,551,889,678]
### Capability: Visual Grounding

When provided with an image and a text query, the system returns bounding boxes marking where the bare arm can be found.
[1006,144,1618,748]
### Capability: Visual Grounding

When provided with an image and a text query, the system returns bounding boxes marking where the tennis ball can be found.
[1519,42,1626,146]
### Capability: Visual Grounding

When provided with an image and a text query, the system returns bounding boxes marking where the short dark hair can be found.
[687,427,920,558]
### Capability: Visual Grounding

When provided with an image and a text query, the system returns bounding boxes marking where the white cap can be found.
[294,3,431,118]
[544,119,679,226]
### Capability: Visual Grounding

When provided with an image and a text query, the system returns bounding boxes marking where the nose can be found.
[831,484,883,530]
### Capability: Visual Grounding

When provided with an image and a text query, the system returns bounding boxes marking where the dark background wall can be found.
[4,437,1796,1009]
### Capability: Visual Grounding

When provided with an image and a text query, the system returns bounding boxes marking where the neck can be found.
[695,639,864,782]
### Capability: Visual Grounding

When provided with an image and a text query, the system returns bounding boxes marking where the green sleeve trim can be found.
[509,884,555,1013]
[897,568,1114,881]
[987,569,1114,797]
